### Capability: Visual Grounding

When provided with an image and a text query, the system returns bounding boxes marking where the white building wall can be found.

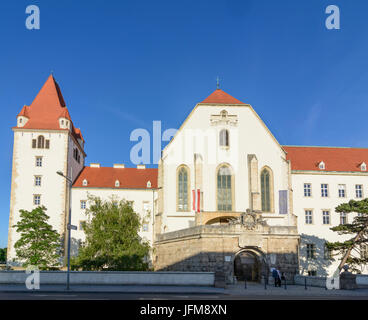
[71,188,157,249]
[161,104,292,232]
[292,171,368,276]
[8,130,69,262]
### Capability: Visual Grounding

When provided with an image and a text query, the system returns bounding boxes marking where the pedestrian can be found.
[271,268,278,287]
[276,269,282,287]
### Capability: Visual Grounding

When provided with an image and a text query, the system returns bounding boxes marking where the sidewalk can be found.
[0,284,224,295]
[1,282,368,298]
[224,282,368,297]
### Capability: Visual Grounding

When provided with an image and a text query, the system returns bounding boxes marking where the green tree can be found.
[327,199,368,272]
[72,196,150,271]
[13,206,61,269]
[0,248,7,263]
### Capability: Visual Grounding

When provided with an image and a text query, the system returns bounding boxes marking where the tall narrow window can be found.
[177,166,189,211]
[324,243,332,260]
[355,185,363,198]
[217,165,232,211]
[322,210,330,225]
[321,184,328,197]
[33,195,41,205]
[261,168,272,212]
[340,212,347,225]
[32,139,37,148]
[306,244,316,259]
[34,176,41,186]
[338,184,346,198]
[219,129,229,147]
[36,157,42,167]
[37,135,45,148]
[304,183,311,197]
[305,210,313,224]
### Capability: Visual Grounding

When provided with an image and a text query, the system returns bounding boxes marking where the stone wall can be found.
[154,224,299,284]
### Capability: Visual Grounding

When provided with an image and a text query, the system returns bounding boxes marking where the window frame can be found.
[35,156,43,167]
[177,165,190,212]
[355,184,363,199]
[260,167,274,213]
[216,164,234,212]
[322,210,330,225]
[305,209,313,225]
[321,183,329,197]
[303,183,312,197]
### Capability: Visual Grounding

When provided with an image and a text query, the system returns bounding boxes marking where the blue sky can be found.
[0,0,367,247]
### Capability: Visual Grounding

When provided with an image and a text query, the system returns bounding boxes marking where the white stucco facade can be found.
[7,79,368,276]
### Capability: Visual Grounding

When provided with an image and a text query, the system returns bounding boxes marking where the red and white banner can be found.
[192,189,201,213]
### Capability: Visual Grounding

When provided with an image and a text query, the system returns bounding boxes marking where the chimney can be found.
[137,164,146,169]
[90,163,100,168]
[113,164,125,168]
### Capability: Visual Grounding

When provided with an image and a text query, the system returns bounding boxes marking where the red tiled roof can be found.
[16,75,84,142]
[283,146,368,172]
[73,167,158,189]
[200,89,245,105]
[18,105,30,118]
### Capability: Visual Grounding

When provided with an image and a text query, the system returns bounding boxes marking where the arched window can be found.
[217,165,232,211]
[261,168,273,212]
[177,166,189,211]
[37,135,45,149]
[219,129,229,147]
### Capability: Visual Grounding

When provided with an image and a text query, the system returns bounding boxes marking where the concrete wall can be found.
[0,271,215,286]
[295,274,368,288]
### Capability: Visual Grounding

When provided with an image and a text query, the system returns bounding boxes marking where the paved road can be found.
[1,282,368,300]
[1,291,368,300]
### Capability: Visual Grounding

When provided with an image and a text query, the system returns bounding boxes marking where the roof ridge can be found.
[199,89,245,105]
[283,145,368,150]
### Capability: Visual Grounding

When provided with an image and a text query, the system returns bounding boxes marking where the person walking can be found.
[271,268,278,287]
[276,269,282,287]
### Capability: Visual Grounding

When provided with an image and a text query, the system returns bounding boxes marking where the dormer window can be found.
[319,161,325,170]
[361,162,367,171]
[147,181,152,188]
[19,118,22,123]
[115,180,120,187]
[82,179,88,186]
[61,120,64,125]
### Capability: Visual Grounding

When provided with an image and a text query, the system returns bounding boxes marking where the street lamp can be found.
[57,170,73,290]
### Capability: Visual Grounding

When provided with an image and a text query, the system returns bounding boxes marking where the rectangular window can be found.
[338,184,346,198]
[324,243,332,260]
[33,195,41,205]
[80,200,86,209]
[34,176,41,186]
[32,139,36,148]
[340,212,347,225]
[142,223,149,232]
[79,221,85,231]
[361,244,368,259]
[304,183,311,197]
[45,140,50,149]
[308,270,317,276]
[321,184,328,197]
[306,244,316,259]
[36,157,42,167]
[305,210,313,224]
[355,185,363,198]
[322,210,330,225]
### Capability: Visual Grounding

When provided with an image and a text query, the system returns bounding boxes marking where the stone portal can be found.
[153,217,300,284]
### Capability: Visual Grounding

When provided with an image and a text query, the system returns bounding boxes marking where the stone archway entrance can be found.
[234,250,261,282]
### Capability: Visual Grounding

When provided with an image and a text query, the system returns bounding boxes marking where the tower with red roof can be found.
[8,75,86,263]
